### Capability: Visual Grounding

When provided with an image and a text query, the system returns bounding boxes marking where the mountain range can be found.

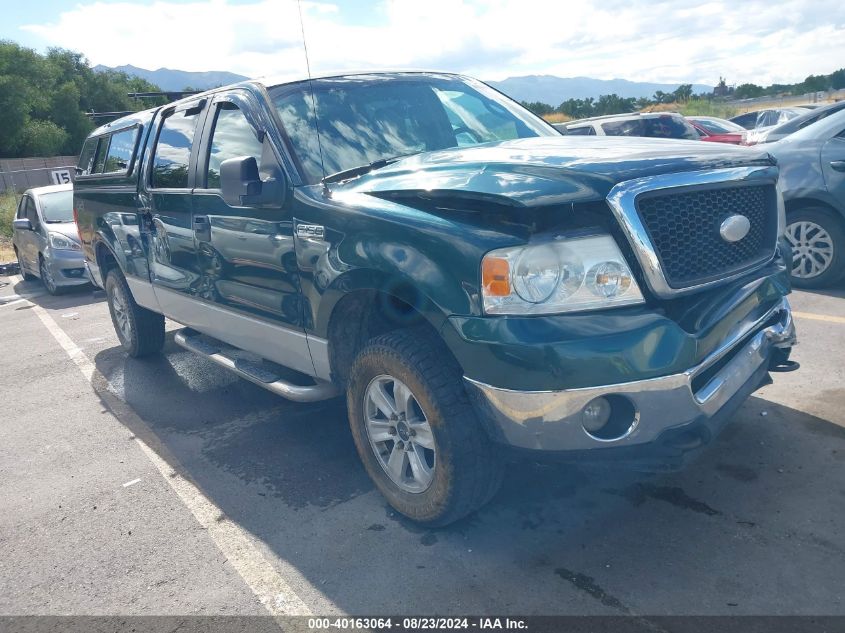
[95,65,713,103]
[93,64,249,92]
[486,75,713,103]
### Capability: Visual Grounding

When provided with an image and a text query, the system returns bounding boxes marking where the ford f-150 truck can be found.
[74,71,797,526]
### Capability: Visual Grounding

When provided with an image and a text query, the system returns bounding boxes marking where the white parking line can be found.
[24,298,316,617]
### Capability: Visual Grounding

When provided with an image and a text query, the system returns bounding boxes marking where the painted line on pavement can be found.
[25,299,315,617]
[793,311,845,325]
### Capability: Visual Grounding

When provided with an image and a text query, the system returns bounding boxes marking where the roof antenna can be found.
[297,0,328,190]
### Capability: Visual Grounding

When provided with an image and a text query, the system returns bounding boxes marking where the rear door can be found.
[188,90,311,372]
[142,99,208,309]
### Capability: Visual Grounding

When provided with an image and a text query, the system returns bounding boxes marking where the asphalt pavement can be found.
[1,274,843,617]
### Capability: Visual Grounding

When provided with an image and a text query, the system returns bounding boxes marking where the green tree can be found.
[19,120,68,156]
[672,84,693,103]
[734,83,764,99]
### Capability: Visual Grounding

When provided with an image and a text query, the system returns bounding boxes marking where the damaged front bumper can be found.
[465,297,795,460]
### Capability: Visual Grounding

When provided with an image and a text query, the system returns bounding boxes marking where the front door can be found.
[189,91,312,375]
[143,100,208,310]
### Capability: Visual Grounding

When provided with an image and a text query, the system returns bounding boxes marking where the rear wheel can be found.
[15,248,36,281]
[347,328,503,526]
[785,207,845,288]
[39,255,60,295]
[105,268,165,357]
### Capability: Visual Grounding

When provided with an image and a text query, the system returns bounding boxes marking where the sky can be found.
[2,0,843,86]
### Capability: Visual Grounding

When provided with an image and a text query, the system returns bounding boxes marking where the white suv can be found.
[554,112,700,140]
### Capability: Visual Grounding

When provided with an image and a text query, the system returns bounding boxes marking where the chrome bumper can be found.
[465,298,795,452]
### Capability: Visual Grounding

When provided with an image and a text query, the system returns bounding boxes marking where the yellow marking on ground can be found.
[792,311,845,325]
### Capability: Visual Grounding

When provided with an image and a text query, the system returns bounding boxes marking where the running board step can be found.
[174,328,340,402]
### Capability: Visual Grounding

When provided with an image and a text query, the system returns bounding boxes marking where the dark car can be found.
[73,71,796,525]
[768,108,845,287]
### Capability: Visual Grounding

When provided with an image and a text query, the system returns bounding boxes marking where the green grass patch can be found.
[678,101,739,120]
[0,191,18,239]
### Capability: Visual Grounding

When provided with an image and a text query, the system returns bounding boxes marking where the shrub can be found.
[0,191,18,238]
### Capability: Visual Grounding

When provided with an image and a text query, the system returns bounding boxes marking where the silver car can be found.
[11,184,89,294]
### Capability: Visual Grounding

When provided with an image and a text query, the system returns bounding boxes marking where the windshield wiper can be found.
[321,151,422,185]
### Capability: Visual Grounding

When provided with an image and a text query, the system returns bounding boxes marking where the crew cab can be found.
[74,71,797,526]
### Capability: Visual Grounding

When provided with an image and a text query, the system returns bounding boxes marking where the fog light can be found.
[582,397,612,432]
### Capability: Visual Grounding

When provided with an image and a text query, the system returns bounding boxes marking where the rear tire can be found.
[785,207,845,289]
[105,269,165,357]
[15,248,36,281]
[347,328,503,526]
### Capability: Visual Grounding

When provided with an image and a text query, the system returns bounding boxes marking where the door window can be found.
[93,136,110,174]
[24,197,40,230]
[205,103,264,189]
[151,109,201,189]
[103,127,138,174]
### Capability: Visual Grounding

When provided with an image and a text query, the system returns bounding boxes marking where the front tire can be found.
[39,255,60,295]
[105,269,165,357]
[347,328,503,526]
[785,207,845,289]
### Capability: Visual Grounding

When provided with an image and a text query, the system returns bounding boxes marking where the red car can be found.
[687,116,746,144]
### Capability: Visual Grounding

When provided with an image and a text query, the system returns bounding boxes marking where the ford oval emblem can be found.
[719,214,751,243]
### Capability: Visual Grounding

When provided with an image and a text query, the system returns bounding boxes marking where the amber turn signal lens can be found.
[482,257,510,296]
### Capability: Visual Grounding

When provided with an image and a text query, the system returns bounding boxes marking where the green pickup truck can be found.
[74,71,797,526]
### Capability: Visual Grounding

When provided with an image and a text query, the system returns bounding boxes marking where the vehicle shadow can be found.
[6,277,104,309]
[90,339,845,614]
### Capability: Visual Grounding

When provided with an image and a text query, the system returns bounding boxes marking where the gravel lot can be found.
[1,274,843,617]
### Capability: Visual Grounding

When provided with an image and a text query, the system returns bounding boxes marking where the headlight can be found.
[481,234,644,315]
[49,232,81,251]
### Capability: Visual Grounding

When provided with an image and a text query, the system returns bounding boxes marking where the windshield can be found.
[39,190,74,223]
[269,73,556,184]
[772,102,845,135]
[691,118,744,134]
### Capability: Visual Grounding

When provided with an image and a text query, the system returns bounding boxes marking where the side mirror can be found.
[220,156,262,207]
[13,218,32,231]
[220,155,288,207]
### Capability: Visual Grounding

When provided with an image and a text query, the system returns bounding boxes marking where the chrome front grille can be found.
[635,183,778,288]
[606,166,780,298]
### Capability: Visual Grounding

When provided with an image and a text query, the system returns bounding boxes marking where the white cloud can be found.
[20,0,845,86]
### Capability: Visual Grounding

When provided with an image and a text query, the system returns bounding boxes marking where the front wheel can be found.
[347,328,503,526]
[105,269,165,357]
[785,207,845,288]
[39,256,60,295]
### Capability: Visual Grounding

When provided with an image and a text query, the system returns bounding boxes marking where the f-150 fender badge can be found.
[295,224,325,239]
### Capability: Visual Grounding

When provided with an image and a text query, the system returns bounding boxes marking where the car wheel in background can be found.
[346,327,504,526]
[39,255,60,295]
[785,207,845,289]
[105,268,165,357]
[15,248,36,281]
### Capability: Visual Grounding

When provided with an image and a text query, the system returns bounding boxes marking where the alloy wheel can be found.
[108,282,133,344]
[786,220,834,279]
[364,375,436,493]
[40,258,57,293]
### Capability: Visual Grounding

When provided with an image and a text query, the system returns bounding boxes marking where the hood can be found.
[44,222,81,240]
[335,136,775,208]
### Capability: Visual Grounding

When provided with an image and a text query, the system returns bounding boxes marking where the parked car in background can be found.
[745,100,845,145]
[729,107,810,130]
[11,184,88,294]
[556,112,699,139]
[687,116,746,144]
[767,108,845,288]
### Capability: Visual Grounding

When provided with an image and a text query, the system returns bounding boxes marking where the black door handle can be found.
[193,215,211,241]
[830,160,845,172]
